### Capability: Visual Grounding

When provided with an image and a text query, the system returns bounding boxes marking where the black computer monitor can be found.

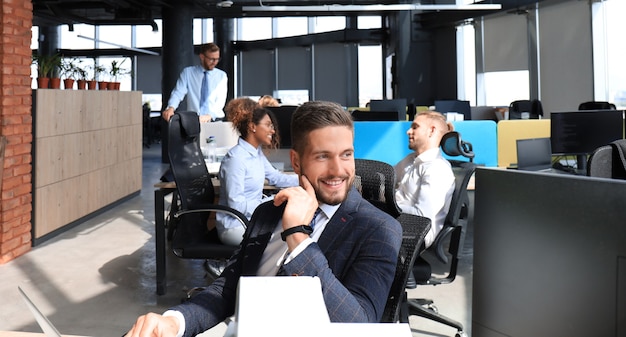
[267,105,298,149]
[551,110,624,171]
[434,100,472,121]
[550,110,624,165]
[351,110,399,121]
[473,168,626,337]
[369,99,407,121]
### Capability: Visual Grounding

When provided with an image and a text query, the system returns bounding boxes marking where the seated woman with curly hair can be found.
[216,97,298,246]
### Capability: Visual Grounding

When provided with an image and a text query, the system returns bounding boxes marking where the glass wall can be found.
[592,0,626,108]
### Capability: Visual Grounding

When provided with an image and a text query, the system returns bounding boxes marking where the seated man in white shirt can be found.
[394,111,455,248]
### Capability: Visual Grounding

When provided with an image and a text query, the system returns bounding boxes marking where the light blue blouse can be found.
[216,138,299,230]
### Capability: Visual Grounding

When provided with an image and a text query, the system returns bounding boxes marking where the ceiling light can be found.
[217,1,234,8]
[243,3,501,12]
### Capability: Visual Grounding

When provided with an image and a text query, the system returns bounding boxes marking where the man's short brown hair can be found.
[200,43,220,54]
[290,101,353,154]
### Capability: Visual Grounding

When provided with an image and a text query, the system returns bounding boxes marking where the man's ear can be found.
[290,149,301,175]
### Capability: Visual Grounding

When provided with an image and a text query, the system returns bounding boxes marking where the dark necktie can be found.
[310,208,322,230]
[276,208,322,276]
[200,71,209,115]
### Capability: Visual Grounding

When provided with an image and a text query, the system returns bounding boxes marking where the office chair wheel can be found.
[455,330,468,337]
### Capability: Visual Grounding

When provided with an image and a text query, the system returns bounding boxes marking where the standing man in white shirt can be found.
[162,43,227,123]
[394,111,455,248]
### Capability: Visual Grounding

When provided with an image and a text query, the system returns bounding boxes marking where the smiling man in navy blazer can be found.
[126,101,403,337]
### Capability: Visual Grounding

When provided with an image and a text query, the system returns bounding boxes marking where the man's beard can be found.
[301,170,353,205]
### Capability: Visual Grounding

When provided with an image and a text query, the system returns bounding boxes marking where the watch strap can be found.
[280,225,313,241]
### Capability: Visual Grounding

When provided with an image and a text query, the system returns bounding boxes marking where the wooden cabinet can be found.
[32,90,142,243]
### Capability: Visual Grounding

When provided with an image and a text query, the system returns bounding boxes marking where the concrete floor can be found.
[0,143,473,337]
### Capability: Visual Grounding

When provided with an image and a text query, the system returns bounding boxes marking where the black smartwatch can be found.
[280,225,313,241]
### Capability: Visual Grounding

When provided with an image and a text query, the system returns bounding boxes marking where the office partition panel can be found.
[473,168,626,337]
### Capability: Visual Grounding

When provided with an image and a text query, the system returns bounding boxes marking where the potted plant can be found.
[92,64,107,90]
[33,53,62,89]
[75,66,88,90]
[60,57,81,90]
[108,59,129,90]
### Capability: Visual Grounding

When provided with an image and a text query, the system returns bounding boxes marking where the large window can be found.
[483,70,530,107]
[136,20,163,48]
[592,0,626,108]
[358,45,383,107]
[275,17,308,37]
[457,23,476,106]
[238,17,272,40]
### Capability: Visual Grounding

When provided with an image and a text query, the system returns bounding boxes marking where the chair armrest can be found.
[430,225,456,264]
[174,205,250,229]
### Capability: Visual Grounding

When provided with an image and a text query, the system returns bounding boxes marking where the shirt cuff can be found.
[283,237,313,264]
[163,310,185,337]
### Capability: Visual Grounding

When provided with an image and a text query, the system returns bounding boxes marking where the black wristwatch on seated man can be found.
[281,225,313,241]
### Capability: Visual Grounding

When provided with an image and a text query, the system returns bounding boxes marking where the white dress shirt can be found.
[167,65,227,120]
[256,204,338,276]
[394,148,455,247]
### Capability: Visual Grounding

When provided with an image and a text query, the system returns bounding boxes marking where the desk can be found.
[154,178,280,295]
[154,181,176,295]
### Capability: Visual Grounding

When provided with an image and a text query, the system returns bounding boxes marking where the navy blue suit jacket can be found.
[172,188,402,337]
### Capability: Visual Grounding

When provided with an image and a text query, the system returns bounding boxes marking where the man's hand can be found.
[273,175,319,250]
[125,312,179,337]
[162,107,175,122]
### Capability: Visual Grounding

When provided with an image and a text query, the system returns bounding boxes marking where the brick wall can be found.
[0,0,33,264]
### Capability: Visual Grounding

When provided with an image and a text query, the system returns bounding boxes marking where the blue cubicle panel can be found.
[354,121,412,166]
[449,120,498,167]
[354,120,498,167]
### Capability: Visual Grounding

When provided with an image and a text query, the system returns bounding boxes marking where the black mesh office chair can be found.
[587,139,626,179]
[578,101,616,110]
[404,161,475,337]
[381,213,431,323]
[509,99,543,119]
[167,111,249,261]
[354,158,402,217]
[353,159,431,323]
[399,128,476,335]
[440,131,474,166]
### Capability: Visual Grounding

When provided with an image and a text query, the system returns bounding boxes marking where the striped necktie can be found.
[310,208,322,230]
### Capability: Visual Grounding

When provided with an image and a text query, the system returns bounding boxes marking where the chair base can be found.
[407,298,467,337]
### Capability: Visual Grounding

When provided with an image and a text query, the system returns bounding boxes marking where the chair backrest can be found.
[578,101,616,110]
[168,111,216,210]
[509,99,543,119]
[440,131,474,164]
[416,161,476,285]
[352,158,432,323]
[381,213,431,323]
[354,158,402,218]
[587,139,626,179]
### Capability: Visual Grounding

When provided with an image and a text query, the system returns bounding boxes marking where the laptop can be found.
[18,286,62,337]
[516,137,554,172]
